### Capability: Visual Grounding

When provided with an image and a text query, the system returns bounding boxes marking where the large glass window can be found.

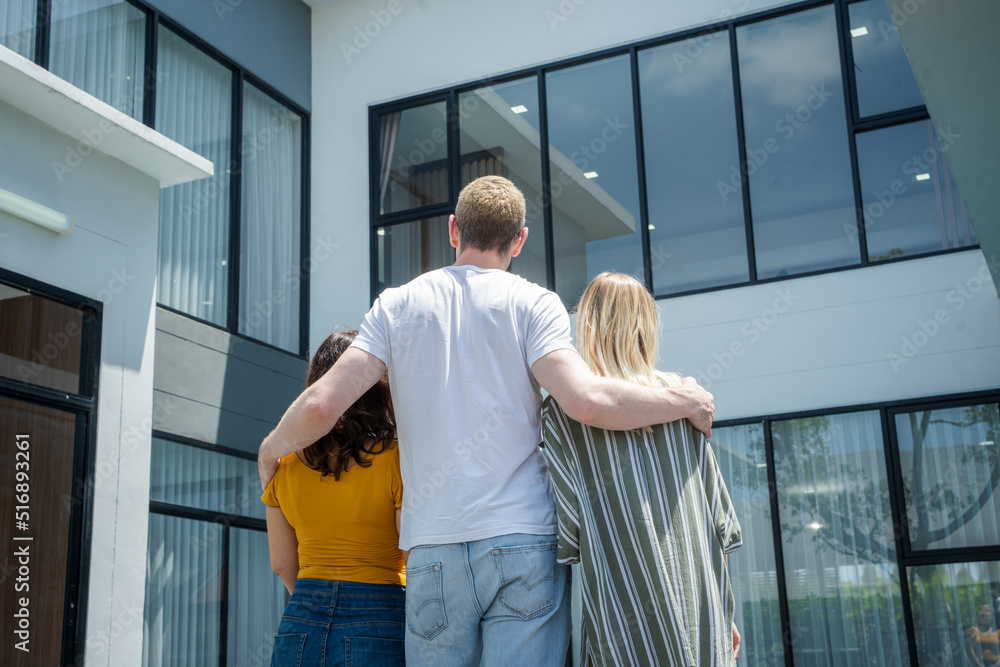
[459,77,547,287]
[546,55,644,307]
[856,120,975,261]
[238,83,303,352]
[737,6,859,280]
[155,26,233,327]
[848,0,924,118]
[144,438,285,667]
[48,0,146,119]
[1,0,37,58]
[377,101,449,215]
[773,411,909,666]
[712,423,785,666]
[895,402,999,551]
[639,31,749,295]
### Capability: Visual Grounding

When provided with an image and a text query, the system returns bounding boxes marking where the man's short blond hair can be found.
[454,175,526,254]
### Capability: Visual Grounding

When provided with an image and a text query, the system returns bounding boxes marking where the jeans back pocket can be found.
[491,542,558,620]
[405,562,448,641]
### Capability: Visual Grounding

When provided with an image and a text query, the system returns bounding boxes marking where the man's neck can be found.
[453,248,510,271]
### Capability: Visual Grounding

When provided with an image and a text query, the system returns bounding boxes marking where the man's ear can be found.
[448,214,461,249]
[509,226,529,258]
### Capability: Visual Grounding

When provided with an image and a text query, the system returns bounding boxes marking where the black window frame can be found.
[146,431,277,667]
[367,0,977,306]
[713,387,1000,666]
[0,266,102,666]
[30,0,311,360]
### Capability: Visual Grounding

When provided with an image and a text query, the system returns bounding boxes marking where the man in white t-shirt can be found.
[258,176,715,666]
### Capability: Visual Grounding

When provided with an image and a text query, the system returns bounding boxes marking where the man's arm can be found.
[257,347,387,489]
[531,349,714,436]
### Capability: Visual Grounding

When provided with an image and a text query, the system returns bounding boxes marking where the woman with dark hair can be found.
[262,329,406,667]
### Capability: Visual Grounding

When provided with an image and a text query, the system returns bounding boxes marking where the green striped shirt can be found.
[541,397,742,667]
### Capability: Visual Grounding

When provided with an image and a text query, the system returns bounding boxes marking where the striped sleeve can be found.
[541,399,582,565]
[700,428,743,554]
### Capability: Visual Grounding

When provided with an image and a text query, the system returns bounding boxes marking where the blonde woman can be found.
[541,272,742,667]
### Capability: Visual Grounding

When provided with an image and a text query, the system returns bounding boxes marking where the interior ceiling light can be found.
[915,173,931,181]
[0,187,74,234]
[583,171,598,179]
[510,105,528,114]
[850,26,869,37]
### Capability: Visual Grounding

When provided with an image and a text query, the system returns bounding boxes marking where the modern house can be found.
[0,0,996,665]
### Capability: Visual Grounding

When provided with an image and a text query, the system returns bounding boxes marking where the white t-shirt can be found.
[352,265,575,550]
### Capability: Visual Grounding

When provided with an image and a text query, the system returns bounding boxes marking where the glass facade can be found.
[0,0,36,58]
[368,0,973,309]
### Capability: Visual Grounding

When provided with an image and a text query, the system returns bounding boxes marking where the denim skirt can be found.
[270,579,405,667]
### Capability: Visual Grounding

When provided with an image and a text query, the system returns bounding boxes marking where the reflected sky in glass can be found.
[639,31,749,295]
[460,77,547,288]
[856,120,975,261]
[848,0,924,118]
[738,6,859,279]
[546,55,643,307]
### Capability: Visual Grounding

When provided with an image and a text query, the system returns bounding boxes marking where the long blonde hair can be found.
[575,272,681,389]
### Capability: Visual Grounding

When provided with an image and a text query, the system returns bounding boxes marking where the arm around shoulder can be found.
[531,349,715,435]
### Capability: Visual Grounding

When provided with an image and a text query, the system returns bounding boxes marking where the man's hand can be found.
[682,376,714,438]
[733,622,741,661]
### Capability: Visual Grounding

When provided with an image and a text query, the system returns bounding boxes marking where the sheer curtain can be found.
[143,514,223,667]
[155,26,232,326]
[48,0,145,118]
[0,0,35,58]
[227,528,288,666]
[896,403,1000,551]
[712,424,785,666]
[238,83,301,352]
[773,411,909,666]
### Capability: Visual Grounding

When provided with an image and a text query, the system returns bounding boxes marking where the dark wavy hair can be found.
[300,330,396,479]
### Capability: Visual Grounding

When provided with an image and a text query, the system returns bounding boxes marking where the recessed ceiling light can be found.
[915,173,930,181]
[850,26,869,37]
[510,105,528,114]
[647,224,655,230]
[377,228,386,236]
[981,440,995,446]
[583,171,598,179]
[809,522,822,531]
[756,463,767,468]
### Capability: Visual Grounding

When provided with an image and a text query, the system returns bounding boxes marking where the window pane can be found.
[227,528,287,666]
[376,216,452,291]
[856,120,975,261]
[149,438,264,520]
[546,55,643,307]
[142,514,223,667]
[737,6,859,279]
[639,32,749,295]
[0,0,36,58]
[773,412,909,666]
[848,0,924,118]
[49,0,146,119]
[459,77,547,287]
[155,26,232,327]
[908,561,1000,667]
[0,399,77,667]
[238,83,302,353]
[712,423,785,667]
[0,284,83,394]
[377,101,449,215]
[895,403,1000,551]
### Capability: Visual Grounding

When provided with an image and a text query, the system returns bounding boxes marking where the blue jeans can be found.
[270,579,405,667]
[405,533,570,666]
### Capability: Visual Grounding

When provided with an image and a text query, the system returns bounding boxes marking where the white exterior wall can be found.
[309,0,1000,418]
[0,100,161,667]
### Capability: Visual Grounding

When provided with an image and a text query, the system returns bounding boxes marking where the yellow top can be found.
[261,441,405,586]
